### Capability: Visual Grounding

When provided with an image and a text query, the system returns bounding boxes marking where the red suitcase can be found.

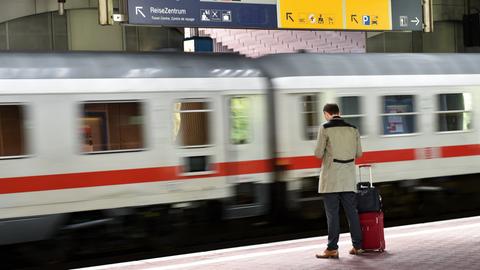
[357,165,385,252]
[359,211,386,252]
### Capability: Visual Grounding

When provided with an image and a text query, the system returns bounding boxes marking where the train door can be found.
[282,91,327,217]
[173,98,217,175]
[283,92,327,171]
[160,95,230,222]
[223,95,269,218]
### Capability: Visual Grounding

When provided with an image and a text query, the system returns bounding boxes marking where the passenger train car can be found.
[0,52,479,246]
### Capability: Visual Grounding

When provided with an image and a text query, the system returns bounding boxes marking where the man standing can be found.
[314,103,363,259]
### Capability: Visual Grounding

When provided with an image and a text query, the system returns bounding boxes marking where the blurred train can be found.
[0,52,480,247]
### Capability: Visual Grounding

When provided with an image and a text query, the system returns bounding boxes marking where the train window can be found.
[173,100,211,147]
[230,97,250,144]
[301,95,319,140]
[81,101,144,152]
[436,93,473,132]
[340,96,364,135]
[381,95,417,135]
[0,105,26,157]
[183,156,211,173]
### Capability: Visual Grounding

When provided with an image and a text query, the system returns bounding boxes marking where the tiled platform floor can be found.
[79,215,480,270]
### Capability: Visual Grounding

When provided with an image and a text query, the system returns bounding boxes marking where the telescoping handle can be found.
[358,164,373,187]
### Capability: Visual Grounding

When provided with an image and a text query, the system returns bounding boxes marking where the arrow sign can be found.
[286,12,294,22]
[351,14,358,24]
[135,6,146,18]
[410,17,420,26]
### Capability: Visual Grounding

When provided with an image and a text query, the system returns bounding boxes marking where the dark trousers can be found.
[323,192,362,250]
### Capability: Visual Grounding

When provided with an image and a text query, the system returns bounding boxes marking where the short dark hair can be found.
[323,103,340,115]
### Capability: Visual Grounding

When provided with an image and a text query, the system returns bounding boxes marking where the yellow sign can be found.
[278,0,343,30]
[278,0,393,31]
[345,0,391,30]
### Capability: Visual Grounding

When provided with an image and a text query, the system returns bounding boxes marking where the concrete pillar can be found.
[67,9,123,51]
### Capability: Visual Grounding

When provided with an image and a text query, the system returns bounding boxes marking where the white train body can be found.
[273,71,480,184]
[0,52,479,245]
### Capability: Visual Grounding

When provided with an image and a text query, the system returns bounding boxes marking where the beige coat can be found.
[314,117,362,193]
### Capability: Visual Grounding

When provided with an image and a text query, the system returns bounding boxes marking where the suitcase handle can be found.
[358,164,373,187]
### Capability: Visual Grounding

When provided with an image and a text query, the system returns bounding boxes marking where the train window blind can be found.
[81,101,144,152]
[436,93,473,132]
[173,100,211,147]
[230,97,251,145]
[0,105,26,157]
[381,95,417,135]
[340,96,364,135]
[301,95,319,140]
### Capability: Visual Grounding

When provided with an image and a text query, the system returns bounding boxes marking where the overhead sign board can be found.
[391,0,423,31]
[127,0,424,31]
[278,0,343,30]
[278,0,422,31]
[345,0,391,30]
[127,0,277,29]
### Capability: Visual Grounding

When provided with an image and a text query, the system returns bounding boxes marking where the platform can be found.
[78,215,480,270]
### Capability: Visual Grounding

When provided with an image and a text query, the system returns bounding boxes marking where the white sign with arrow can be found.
[391,0,424,31]
[135,6,146,18]
[410,17,420,26]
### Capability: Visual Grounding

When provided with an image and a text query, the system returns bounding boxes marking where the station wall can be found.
[68,9,123,51]
[0,1,183,52]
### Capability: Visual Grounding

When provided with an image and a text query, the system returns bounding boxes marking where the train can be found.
[0,52,480,250]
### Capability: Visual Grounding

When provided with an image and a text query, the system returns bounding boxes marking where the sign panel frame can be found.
[127,0,278,29]
[126,0,425,32]
[391,0,423,31]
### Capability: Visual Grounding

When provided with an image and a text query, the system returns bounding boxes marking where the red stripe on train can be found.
[277,148,416,170]
[0,144,478,194]
[441,144,480,158]
[0,160,273,195]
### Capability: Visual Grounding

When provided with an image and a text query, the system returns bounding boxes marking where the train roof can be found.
[0,51,261,79]
[1,52,480,80]
[258,53,480,77]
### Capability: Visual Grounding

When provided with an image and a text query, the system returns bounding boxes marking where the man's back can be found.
[323,118,361,161]
[315,116,362,193]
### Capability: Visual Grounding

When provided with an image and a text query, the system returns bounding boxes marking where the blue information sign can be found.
[128,0,277,29]
[391,0,423,31]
